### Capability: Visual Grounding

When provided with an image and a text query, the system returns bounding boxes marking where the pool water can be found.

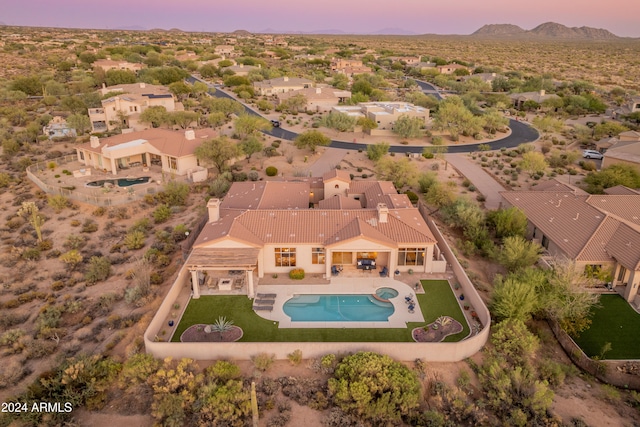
[86,176,151,188]
[376,287,399,300]
[283,294,394,322]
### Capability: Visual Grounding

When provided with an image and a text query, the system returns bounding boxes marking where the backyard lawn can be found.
[171,280,470,343]
[572,294,640,359]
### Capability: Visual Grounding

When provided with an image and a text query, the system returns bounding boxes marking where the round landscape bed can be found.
[180,324,243,342]
[412,316,463,342]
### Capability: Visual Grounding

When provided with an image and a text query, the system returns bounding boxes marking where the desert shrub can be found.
[153,204,172,224]
[124,231,146,250]
[48,195,69,213]
[265,166,278,176]
[0,172,12,188]
[579,160,597,171]
[248,170,259,181]
[157,181,190,206]
[287,349,303,366]
[404,190,419,204]
[289,268,305,280]
[0,360,29,389]
[81,219,98,233]
[251,352,275,372]
[21,248,41,261]
[59,250,83,270]
[85,256,111,284]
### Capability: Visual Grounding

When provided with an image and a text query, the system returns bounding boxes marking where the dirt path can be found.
[445,154,507,210]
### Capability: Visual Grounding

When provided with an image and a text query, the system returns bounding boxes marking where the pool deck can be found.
[254,277,424,328]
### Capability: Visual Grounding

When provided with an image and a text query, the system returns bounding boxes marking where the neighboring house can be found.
[89,82,179,132]
[333,102,429,132]
[253,76,313,96]
[461,73,502,84]
[596,130,640,152]
[612,96,640,119]
[43,116,76,140]
[410,61,437,71]
[75,128,212,181]
[222,63,260,76]
[277,87,351,112]
[330,59,373,78]
[602,140,640,171]
[93,59,144,73]
[436,64,470,74]
[501,182,640,307]
[509,90,561,109]
[187,169,445,298]
[388,56,420,66]
[214,45,237,56]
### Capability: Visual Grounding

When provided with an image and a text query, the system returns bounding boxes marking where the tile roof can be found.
[532,178,587,195]
[501,191,605,258]
[79,128,217,158]
[604,186,640,196]
[221,181,310,210]
[585,195,640,230]
[576,216,619,262]
[318,195,362,209]
[322,169,351,182]
[606,223,640,270]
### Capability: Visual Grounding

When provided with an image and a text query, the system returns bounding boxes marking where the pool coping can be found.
[253,278,424,328]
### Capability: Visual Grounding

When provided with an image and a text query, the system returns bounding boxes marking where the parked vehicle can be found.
[582,149,603,160]
[270,120,280,127]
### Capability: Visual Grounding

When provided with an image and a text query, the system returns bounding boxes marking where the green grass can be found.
[171,280,469,343]
[572,294,640,359]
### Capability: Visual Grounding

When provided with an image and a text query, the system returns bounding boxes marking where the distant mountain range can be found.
[471,22,620,39]
[257,28,418,36]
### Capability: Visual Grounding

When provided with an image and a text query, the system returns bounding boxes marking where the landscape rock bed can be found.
[412,316,463,342]
[180,324,243,342]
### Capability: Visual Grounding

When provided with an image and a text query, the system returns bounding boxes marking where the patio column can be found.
[325,250,332,278]
[424,246,434,273]
[247,269,255,298]
[110,157,117,175]
[389,249,396,277]
[191,270,200,299]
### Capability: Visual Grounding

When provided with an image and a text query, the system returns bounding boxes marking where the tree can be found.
[532,116,564,133]
[498,235,541,271]
[234,114,272,139]
[18,202,44,243]
[196,378,250,426]
[206,112,227,128]
[357,117,378,136]
[279,93,307,113]
[375,157,418,189]
[10,76,42,96]
[61,96,88,115]
[195,136,241,173]
[366,142,389,161]
[487,207,528,239]
[482,110,509,134]
[202,98,244,117]
[294,130,331,153]
[328,352,420,425]
[168,81,192,101]
[593,121,629,140]
[167,111,199,129]
[393,114,423,139]
[583,164,640,194]
[433,96,476,141]
[199,64,218,78]
[66,113,91,135]
[140,106,169,128]
[238,135,263,160]
[491,268,546,322]
[519,151,547,174]
[320,111,356,133]
[105,69,136,86]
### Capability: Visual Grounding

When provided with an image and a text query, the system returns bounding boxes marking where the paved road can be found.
[413,79,443,100]
[193,76,539,154]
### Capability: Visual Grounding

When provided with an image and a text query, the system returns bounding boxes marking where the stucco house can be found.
[612,96,640,119]
[187,170,446,298]
[330,59,373,78]
[221,63,261,77]
[510,90,561,110]
[602,140,640,171]
[93,59,144,73]
[436,64,470,75]
[333,102,429,133]
[88,82,180,132]
[276,87,351,112]
[75,128,212,181]
[253,76,313,96]
[501,181,640,307]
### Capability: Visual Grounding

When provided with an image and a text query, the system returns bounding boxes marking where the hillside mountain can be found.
[372,28,418,36]
[472,22,619,39]
[472,24,526,37]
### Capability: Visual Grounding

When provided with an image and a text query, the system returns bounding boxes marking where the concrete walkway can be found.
[307,147,347,177]
[445,154,506,210]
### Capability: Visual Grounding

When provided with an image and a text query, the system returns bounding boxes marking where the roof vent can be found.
[573,213,580,220]
[185,130,195,140]
[90,135,100,148]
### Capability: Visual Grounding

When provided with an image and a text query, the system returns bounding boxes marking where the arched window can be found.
[335,184,339,189]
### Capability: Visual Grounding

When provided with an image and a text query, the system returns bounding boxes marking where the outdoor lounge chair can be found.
[331,265,340,276]
[379,266,388,277]
[257,293,276,298]
[253,305,273,312]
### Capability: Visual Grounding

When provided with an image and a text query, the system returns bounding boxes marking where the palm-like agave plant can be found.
[210,316,234,338]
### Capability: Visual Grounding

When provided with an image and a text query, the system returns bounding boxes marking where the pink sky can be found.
[3,0,638,37]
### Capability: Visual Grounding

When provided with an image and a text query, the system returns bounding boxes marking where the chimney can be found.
[140,82,146,89]
[185,129,195,140]
[376,203,389,223]
[239,63,244,68]
[283,76,289,82]
[207,198,220,223]
[90,136,100,148]
[539,89,545,96]
[316,88,322,94]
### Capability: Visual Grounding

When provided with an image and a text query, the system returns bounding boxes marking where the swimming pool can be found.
[86,177,151,188]
[283,294,394,322]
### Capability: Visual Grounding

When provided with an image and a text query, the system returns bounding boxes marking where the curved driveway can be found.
[196,78,539,153]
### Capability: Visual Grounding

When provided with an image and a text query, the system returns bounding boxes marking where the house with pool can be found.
[75,128,211,181]
[144,170,491,361]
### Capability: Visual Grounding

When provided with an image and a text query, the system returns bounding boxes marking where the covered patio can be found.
[186,248,259,298]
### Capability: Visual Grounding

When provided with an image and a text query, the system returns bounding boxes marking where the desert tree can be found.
[167,111,199,129]
[433,96,476,141]
[356,116,378,136]
[366,142,389,161]
[66,113,91,135]
[519,151,547,175]
[234,114,272,139]
[487,207,528,239]
[140,106,169,128]
[375,157,418,189]
[393,114,423,139]
[195,136,241,173]
[294,130,331,153]
[498,235,542,272]
[320,111,356,133]
[238,135,263,160]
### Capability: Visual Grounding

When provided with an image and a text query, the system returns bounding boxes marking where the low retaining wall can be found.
[549,319,640,390]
